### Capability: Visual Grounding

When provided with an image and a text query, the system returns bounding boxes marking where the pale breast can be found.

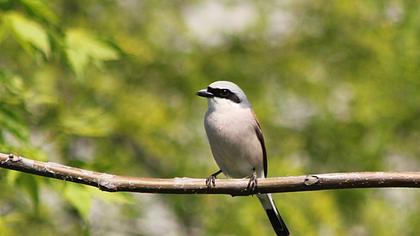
[204,108,264,178]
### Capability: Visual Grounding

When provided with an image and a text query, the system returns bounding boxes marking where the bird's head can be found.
[196,81,251,110]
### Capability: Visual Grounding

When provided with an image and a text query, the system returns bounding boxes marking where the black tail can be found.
[258,194,289,236]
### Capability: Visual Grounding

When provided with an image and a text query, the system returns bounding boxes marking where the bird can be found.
[197,81,290,236]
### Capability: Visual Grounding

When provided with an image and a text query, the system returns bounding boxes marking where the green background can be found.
[0,1,419,235]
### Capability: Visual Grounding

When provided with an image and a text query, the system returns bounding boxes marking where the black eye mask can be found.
[207,87,241,103]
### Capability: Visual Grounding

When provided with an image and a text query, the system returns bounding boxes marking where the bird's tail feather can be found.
[257,193,289,236]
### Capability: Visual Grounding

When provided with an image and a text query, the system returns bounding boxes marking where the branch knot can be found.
[304,175,320,186]
[7,153,21,162]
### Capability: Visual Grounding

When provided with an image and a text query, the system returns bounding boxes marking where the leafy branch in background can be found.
[0,1,122,233]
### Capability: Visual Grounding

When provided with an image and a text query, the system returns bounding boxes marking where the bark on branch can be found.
[1,153,419,195]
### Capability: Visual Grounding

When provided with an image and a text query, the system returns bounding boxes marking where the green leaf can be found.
[5,12,50,56]
[17,175,40,213]
[0,74,29,142]
[6,170,20,185]
[0,113,29,141]
[20,0,58,25]
[65,28,119,76]
[63,184,92,221]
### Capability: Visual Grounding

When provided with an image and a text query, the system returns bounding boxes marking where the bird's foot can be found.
[205,170,222,189]
[206,175,217,188]
[247,169,258,193]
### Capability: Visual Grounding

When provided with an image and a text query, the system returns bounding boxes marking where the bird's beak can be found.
[196,89,214,98]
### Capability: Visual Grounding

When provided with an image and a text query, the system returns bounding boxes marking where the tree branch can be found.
[1,153,419,195]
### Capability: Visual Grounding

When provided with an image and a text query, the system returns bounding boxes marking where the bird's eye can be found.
[220,89,229,97]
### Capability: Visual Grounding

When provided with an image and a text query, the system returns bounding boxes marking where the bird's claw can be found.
[247,171,258,193]
[206,175,217,188]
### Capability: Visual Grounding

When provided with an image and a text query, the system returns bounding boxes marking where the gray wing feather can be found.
[252,111,267,177]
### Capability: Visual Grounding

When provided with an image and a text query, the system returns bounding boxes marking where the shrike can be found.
[197,81,289,236]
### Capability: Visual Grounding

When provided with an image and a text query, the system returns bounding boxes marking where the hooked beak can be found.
[196,89,214,98]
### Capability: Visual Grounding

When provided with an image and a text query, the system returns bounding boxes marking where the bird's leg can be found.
[206,170,222,188]
[247,168,258,193]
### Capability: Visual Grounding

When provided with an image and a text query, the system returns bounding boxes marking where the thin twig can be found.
[1,153,419,195]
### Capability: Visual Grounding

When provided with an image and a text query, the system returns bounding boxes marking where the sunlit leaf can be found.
[65,28,119,76]
[5,12,50,56]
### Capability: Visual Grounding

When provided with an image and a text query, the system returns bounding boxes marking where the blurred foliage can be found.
[0,0,419,235]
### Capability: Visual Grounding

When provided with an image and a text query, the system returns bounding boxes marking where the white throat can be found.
[207,97,247,113]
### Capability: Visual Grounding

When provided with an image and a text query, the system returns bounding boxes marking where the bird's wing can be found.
[253,111,267,177]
